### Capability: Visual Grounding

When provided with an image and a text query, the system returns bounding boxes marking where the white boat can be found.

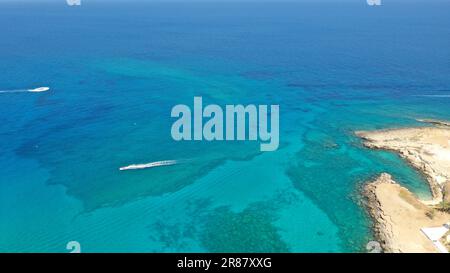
[119,160,177,171]
[28,87,50,92]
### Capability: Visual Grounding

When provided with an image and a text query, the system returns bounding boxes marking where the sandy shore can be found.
[364,173,449,253]
[358,120,450,252]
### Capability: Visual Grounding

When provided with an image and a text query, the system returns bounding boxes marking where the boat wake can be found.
[414,94,450,98]
[119,160,178,171]
[0,87,50,93]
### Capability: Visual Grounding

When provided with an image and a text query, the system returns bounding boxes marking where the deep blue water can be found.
[0,0,449,252]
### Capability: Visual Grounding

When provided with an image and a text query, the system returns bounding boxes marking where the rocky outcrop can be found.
[417,119,450,127]
[444,182,450,203]
[356,126,450,203]
[364,173,396,253]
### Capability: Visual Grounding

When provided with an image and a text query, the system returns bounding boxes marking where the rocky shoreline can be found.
[363,173,396,253]
[358,120,450,253]
[357,125,450,203]
[364,173,449,253]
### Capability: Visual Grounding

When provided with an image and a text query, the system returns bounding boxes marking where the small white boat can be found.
[119,160,177,171]
[28,87,50,92]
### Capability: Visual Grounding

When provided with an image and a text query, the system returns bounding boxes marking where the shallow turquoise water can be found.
[0,1,449,252]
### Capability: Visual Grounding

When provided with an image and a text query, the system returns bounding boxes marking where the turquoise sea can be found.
[0,0,449,252]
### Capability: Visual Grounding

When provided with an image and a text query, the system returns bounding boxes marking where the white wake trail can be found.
[0,87,50,93]
[414,94,450,98]
[119,160,178,171]
[0,89,28,93]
